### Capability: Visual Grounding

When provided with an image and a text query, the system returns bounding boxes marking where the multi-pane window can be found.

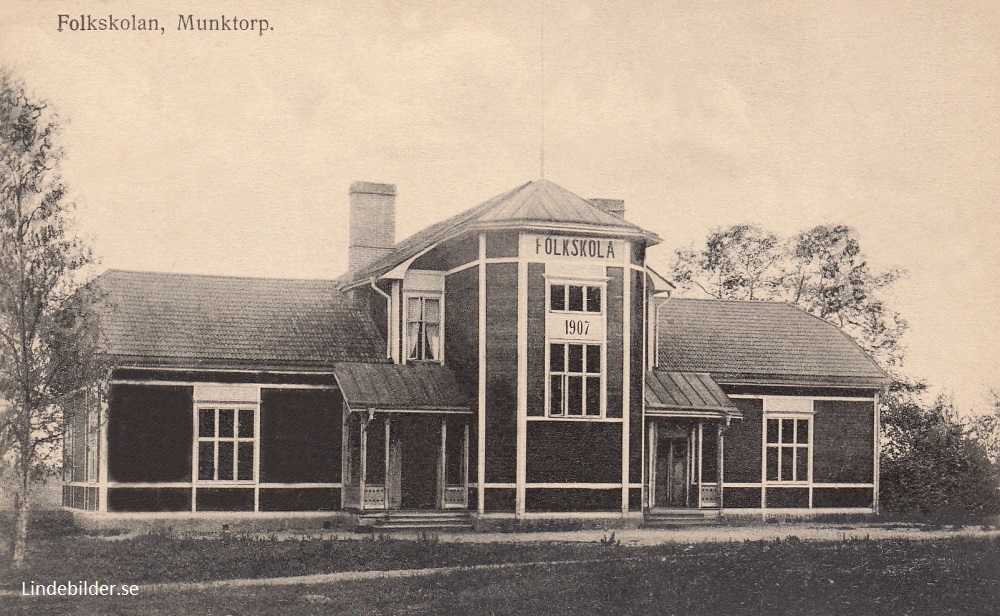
[549,283,602,313]
[548,342,602,416]
[198,407,255,481]
[406,296,442,362]
[765,417,810,482]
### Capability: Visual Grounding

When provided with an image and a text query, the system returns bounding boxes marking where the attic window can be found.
[406,295,442,362]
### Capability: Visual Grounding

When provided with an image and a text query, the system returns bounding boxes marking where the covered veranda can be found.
[334,362,472,512]
[644,371,742,510]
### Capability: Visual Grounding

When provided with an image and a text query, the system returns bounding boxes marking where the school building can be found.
[62,179,889,528]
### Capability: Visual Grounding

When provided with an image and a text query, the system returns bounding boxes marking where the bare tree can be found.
[0,68,99,568]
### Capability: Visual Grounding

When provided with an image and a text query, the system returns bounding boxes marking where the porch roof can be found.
[334,362,472,413]
[645,371,742,419]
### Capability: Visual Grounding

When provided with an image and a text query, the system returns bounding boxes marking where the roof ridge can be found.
[100,268,340,284]
[665,296,799,307]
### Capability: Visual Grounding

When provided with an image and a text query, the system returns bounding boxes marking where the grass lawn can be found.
[2,526,999,615]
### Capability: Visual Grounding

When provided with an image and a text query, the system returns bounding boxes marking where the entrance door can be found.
[399,417,440,509]
[654,431,689,508]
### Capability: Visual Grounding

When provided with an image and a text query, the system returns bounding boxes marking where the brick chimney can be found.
[349,181,396,272]
[588,198,625,219]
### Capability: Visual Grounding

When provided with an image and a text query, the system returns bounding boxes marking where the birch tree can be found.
[0,69,99,568]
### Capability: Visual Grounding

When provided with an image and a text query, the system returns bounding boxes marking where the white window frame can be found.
[544,278,607,419]
[546,341,605,417]
[195,405,257,484]
[403,292,445,364]
[764,414,812,485]
[548,282,604,314]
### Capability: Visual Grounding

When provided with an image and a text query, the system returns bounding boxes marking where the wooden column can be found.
[697,421,704,509]
[717,423,724,511]
[98,388,109,513]
[463,423,470,507]
[383,416,391,510]
[340,407,349,510]
[647,421,657,509]
[439,418,447,509]
[359,417,368,511]
[686,426,694,507]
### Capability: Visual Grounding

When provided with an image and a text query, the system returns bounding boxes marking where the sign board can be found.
[521,234,627,264]
[546,312,605,342]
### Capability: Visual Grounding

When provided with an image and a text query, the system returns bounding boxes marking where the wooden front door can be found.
[653,426,690,508]
[398,417,440,510]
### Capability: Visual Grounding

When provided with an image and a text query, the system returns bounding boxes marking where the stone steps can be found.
[643,509,721,528]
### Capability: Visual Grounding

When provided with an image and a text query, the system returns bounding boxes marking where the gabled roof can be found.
[334,362,471,413]
[93,270,387,370]
[657,298,890,388]
[341,179,661,287]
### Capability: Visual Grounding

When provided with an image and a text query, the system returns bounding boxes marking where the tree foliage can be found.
[669,223,907,370]
[0,69,100,567]
[671,224,783,301]
[964,388,1000,465]
[880,383,999,514]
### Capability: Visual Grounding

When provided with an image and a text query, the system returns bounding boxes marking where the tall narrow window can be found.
[197,407,255,482]
[406,296,442,362]
[765,417,810,482]
[548,342,602,416]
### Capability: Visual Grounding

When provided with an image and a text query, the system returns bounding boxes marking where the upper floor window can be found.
[548,342,602,416]
[406,295,441,362]
[549,283,602,313]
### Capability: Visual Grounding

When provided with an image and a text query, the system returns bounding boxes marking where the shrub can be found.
[881,387,1000,515]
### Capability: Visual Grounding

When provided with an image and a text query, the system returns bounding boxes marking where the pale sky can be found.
[1,1,997,410]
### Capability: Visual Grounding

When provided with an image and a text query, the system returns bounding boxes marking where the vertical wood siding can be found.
[813,400,875,483]
[485,263,518,484]
[108,384,193,482]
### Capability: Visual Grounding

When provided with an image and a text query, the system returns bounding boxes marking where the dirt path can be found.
[439,523,1000,546]
[245,521,1000,546]
[0,557,626,597]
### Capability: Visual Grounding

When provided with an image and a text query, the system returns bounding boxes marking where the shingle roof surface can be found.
[657,298,889,386]
[94,270,386,369]
[342,179,660,286]
[334,362,470,411]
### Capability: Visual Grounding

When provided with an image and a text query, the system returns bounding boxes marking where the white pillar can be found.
[717,423,724,510]
[697,421,704,509]
[384,416,391,510]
